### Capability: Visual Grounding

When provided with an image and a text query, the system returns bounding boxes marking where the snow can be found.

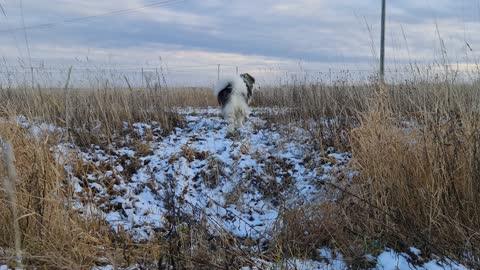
[375,249,468,270]
[409,247,422,256]
[14,114,61,139]
[11,107,470,270]
[236,247,469,270]
[57,108,352,241]
[376,249,414,270]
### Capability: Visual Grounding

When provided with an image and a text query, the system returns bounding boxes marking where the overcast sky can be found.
[0,0,479,85]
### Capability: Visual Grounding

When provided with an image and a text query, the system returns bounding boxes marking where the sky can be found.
[0,0,479,86]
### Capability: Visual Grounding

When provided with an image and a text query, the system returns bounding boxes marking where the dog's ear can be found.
[240,73,255,84]
[240,73,255,100]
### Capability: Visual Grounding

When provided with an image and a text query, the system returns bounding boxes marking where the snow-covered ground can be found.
[1,108,470,269]
[60,108,352,241]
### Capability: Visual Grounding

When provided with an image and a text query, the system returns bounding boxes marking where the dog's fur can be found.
[214,73,255,130]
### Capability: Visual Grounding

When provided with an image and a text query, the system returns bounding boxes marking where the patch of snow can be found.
[375,248,468,270]
[7,108,472,270]
[59,108,353,242]
[409,247,422,256]
[376,249,414,270]
[14,115,62,139]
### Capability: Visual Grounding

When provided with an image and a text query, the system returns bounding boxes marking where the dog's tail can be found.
[214,77,237,95]
[215,82,233,107]
[214,76,246,106]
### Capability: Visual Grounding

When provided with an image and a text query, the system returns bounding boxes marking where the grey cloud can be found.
[0,0,479,81]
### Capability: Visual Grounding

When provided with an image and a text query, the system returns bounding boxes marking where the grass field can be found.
[0,69,479,269]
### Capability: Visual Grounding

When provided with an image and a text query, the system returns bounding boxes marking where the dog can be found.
[214,73,255,131]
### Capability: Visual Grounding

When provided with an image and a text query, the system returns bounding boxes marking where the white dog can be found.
[214,73,255,131]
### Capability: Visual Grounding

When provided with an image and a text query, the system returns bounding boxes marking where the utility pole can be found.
[217,64,220,80]
[329,68,332,85]
[236,66,238,75]
[31,66,34,90]
[380,0,386,83]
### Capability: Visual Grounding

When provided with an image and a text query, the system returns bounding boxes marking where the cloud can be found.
[0,0,479,85]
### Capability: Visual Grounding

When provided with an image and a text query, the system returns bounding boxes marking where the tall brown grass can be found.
[0,87,210,146]
[1,70,480,268]
[0,121,112,268]
[337,83,480,267]
[260,82,480,269]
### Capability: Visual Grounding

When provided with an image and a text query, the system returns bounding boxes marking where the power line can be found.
[19,0,33,69]
[0,0,186,34]
[0,3,5,17]
[0,65,416,74]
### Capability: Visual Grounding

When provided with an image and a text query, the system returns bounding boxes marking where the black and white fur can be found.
[214,73,255,130]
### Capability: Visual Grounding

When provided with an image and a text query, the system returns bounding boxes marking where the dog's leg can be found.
[234,116,240,129]
[226,120,238,137]
[224,113,235,133]
[227,124,235,134]
[239,108,249,128]
[233,109,244,129]
[238,116,244,128]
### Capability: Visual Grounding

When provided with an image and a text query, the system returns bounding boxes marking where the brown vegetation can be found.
[1,69,480,268]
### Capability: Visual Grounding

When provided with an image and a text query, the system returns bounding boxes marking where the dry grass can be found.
[0,120,215,269]
[337,87,480,267]
[0,121,112,268]
[1,70,480,268]
[253,80,480,268]
[0,87,201,147]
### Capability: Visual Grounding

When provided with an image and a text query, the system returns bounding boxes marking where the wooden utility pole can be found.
[217,64,220,80]
[329,68,332,85]
[380,0,386,83]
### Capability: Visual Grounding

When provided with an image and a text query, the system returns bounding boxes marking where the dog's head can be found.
[240,73,255,100]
